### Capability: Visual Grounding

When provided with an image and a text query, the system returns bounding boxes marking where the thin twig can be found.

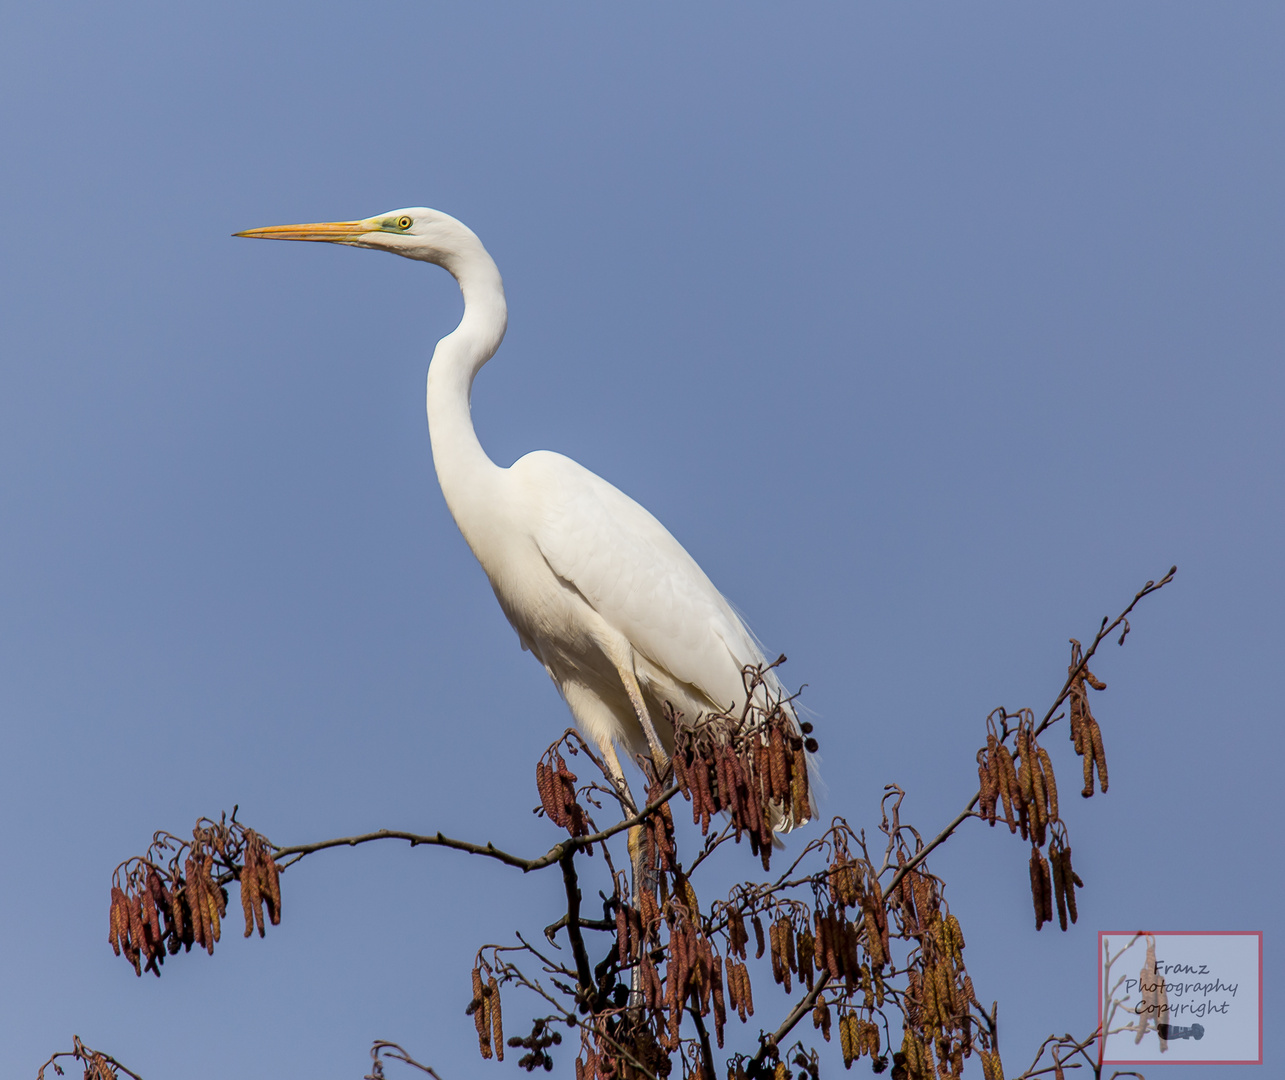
[37,1038,145,1080]
[267,782,684,877]
[747,972,832,1075]
[560,847,596,998]
[885,567,1177,898]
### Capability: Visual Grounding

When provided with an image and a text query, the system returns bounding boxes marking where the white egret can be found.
[236,207,810,825]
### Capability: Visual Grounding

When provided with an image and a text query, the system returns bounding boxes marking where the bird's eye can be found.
[397,215,413,231]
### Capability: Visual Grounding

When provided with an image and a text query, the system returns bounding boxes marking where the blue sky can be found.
[1,3,1280,1077]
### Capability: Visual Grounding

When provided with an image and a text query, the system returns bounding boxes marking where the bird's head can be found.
[235,206,483,268]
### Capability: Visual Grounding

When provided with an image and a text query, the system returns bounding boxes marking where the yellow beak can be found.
[233,219,376,242]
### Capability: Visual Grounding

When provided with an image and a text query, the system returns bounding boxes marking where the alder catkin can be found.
[1062,847,1081,924]
[109,887,126,955]
[488,976,503,1061]
[1089,718,1109,793]
[536,761,560,824]
[978,751,996,826]
[711,953,726,1047]
[729,908,747,959]
[946,913,965,955]
[1017,728,1034,807]
[769,726,788,801]
[471,968,490,1058]
[616,902,630,966]
[1037,746,1059,822]
[1050,843,1068,932]
[1030,741,1047,823]
[768,918,782,984]
[242,844,262,938]
[673,747,690,798]
[798,928,815,990]
[1029,848,1046,930]
[839,1011,855,1067]
[995,745,1018,833]
[694,756,714,834]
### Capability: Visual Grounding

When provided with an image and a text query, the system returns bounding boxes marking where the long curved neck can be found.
[425,244,509,552]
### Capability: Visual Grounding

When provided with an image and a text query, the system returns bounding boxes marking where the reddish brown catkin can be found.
[1062,846,1082,924]
[488,976,503,1061]
[995,744,1018,832]
[769,726,788,800]
[1050,842,1068,932]
[1037,746,1059,821]
[1090,718,1109,793]
[1030,849,1046,930]
[471,968,490,1059]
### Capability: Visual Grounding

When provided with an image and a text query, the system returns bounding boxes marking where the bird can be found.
[235,207,810,826]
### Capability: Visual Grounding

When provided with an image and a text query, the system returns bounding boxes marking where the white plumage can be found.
[237,206,802,814]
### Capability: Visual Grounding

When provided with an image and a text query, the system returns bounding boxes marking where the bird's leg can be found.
[596,742,652,1009]
[598,742,638,817]
[611,653,671,779]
